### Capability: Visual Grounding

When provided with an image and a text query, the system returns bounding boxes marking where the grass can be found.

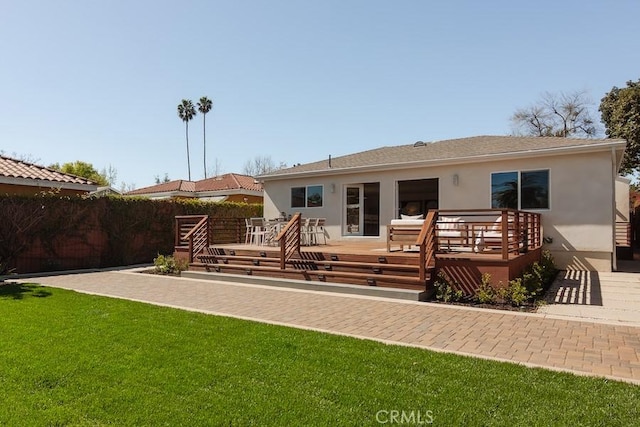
[0,283,638,426]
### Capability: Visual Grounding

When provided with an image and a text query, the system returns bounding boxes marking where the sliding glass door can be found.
[344,185,363,235]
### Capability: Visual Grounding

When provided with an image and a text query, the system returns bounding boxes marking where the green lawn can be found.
[1,283,638,426]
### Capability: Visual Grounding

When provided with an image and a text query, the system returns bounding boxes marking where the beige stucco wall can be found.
[615,176,630,222]
[263,149,618,271]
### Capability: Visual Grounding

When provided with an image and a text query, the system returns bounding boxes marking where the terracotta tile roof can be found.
[261,135,626,177]
[195,174,262,192]
[0,155,96,185]
[125,173,262,196]
[125,179,195,195]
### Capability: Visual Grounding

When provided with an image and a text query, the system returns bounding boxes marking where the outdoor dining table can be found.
[262,219,287,245]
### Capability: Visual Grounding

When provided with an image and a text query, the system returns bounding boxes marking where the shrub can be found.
[504,278,529,306]
[475,273,496,304]
[514,250,558,303]
[534,250,558,290]
[153,254,188,275]
[433,272,463,303]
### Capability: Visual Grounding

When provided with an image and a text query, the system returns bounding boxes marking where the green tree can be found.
[511,90,598,138]
[197,96,213,179]
[177,99,197,181]
[49,161,109,186]
[599,79,640,175]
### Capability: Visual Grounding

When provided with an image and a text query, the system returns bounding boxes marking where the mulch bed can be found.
[429,299,538,312]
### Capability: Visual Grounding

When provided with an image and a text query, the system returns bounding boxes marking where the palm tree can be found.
[177,99,197,181]
[197,96,213,178]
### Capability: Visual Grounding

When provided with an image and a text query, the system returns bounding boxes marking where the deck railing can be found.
[416,211,437,281]
[209,218,246,244]
[275,213,302,269]
[616,221,631,246]
[175,215,209,263]
[433,209,542,260]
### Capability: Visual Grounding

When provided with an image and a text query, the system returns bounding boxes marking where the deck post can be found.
[521,212,528,252]
[276,213,302,270]
[174,217,181,248]
[417,211,436,283]
[501,210,508,260]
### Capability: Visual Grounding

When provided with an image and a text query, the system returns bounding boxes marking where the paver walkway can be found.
[14,269,640,385]
[538,270,640,325]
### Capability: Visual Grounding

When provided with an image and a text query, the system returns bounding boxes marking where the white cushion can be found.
[439,230,463,237]
[390,219,424,226]
[400,214,424,220]
[491,216,502,231]
[439,216,463,230]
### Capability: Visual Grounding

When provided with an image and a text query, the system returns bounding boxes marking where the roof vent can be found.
[413,141,425,147]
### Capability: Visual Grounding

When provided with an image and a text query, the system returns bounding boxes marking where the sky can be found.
[1,1,639,190]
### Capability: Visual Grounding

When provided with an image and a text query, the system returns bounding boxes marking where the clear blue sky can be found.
[1,1,639,189]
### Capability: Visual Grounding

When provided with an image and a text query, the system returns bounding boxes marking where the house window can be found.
[291,185,324,208]
[491,170,549,209]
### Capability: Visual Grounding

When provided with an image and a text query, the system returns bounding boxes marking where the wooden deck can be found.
[174,211,543,297]
[184,241,429,291]
[178,240,540,296]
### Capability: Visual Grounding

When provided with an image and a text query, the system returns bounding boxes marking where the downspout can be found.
[612,147,618,272]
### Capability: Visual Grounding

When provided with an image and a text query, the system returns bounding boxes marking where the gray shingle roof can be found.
[261,135,626,178]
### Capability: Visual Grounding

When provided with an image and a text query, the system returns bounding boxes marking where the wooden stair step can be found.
[200,256,281,265]
[303,270,427,286]
[199,255,419,273]
[201,263,286,275]
[303,259,419,271]
[193,262,428,290]
[300,253,419,265]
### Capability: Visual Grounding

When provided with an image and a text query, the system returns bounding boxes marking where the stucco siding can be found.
[262,148,618,271]
[615,177,630,222]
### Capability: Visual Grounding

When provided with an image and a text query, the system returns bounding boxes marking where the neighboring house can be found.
[629,189,640,209]
[0,155,98,196]
[90,186,122,197]
[125,173,263,203]
[259,135,628,272]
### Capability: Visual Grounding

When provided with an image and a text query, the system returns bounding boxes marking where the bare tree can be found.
[511,90,598,138]
[242,156,286,176]
[0,151,40,164]
[100,165,118,186]
[206,158,223,178]
[119,182,137,193]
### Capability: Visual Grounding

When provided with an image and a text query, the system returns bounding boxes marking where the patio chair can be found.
[301,217,313,246]
[436,216,468,251]
[475,216,517,252]
[311,218,327,245]
[249,217,268,246]
[387,216,424,252]
[263,219,283,246]
[244,218,252,244]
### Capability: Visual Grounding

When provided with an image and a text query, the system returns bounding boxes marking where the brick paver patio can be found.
[15,269,640,385]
